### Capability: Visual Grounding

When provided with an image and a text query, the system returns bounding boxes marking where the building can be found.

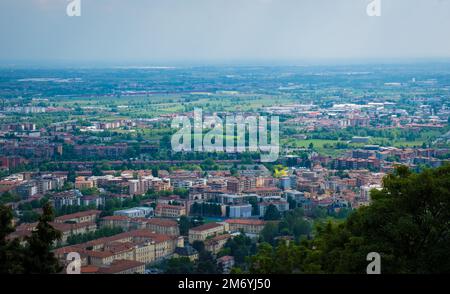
[13,219,98,245]
[0,156,28,170]
[113,207,153,218]
[53,222,98,244]
[188,222,229,243]
[51,190,83,209]
[15,181,38,199]
[100,216,179,236]
[99,215,132,231]
[228,204,252,218]
[54,229,183,267]
[96,260,145,274]
[144,218,180,236]
[279,177,291,190]
[75,177,96,190]
[258,201,289,217]
[204,233,231,254]
[360,184,382,202]
[351,136,370,144]
[54,210,101,224]
[217,255,235,274]
[154,204,186,218]
[73,144,128,159]
[225,219,267,235]
[174,246,199,262]
[243,187,282,197]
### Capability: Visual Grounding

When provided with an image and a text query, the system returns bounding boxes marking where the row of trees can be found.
[190,202,222,217]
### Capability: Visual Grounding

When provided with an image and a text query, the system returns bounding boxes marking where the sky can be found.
[0,0,450,66]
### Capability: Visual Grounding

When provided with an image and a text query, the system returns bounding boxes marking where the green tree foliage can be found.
[0,203,63,274]
[66,227,123,246]
[0,191,20,205]
[80,187,100,196]
[263,204,281,221]
[221,234,257,266]
[0,205,25,273]
[173,188,189,199]
[20,210,40,223]
[196,250,221,274]
[190,202,222,217]
[260,222,279,245]
[192,240,205,253]
[178,215,191,236]
[56,204,96,217]
[164,257,195,274]
[250,166,450,274]
[22,203,63,273]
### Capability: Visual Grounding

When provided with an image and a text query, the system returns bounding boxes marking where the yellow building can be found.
[75,176,95,190]
[188,222,229,244]
[204,233,231,254]
[225,219,267,235]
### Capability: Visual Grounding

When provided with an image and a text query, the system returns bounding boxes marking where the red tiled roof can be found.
[205,233,231,244]
[97,260,144,274]
[244,187,281,192]
[101,215,130,221]
[156,204,185,210]
[51,221,96,233]
[139,217,178,227]
[225,219,266,226]
[217,255,234,263]
[81,265,99,274]
[190,222,224,232]
[55,210,101,222]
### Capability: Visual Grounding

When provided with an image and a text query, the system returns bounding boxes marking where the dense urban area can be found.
[0,64,449,274]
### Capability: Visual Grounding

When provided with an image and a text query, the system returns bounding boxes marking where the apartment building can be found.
[225,219,267,235]
[188,222,229,243]
[54,210,101,224]
[154,204,186,218]
[204,233,231,254]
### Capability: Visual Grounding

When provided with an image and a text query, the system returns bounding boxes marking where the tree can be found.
[0,191,20,205]
[260,222,279,244]
[263,204,281,221]
[0,203,63,274]
[22,203,63,274]
[222,234,256,265]
[67,168,76,183]
[0,205,25,273]
[20,210,40,223]
[192,240,205,253]
[92,165,103,176]
[179,216,191,236]
[164,257,195,274]
[173,188,189,199]
[196,250,220,274]
[250,165,450,274]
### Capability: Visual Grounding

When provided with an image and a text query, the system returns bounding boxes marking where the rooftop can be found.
[190,222,224,232]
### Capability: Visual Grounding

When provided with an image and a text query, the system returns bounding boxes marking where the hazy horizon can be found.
[1,0,450,67]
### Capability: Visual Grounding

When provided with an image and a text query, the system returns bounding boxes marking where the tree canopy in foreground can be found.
[249,165,450,274]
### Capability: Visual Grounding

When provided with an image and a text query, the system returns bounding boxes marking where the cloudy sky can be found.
[1,0,450,65]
